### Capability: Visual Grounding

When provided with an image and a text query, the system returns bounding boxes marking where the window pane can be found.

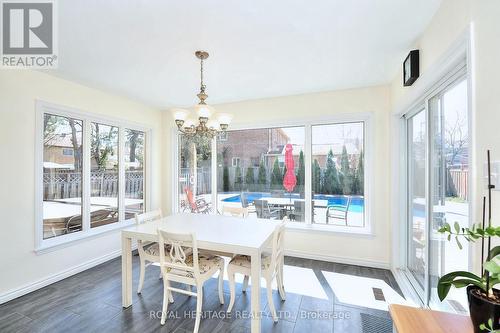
[125,129,145,218]
[217,127,305,221]
[179,135,212,213]
[311,122,365,226]
[407,110,427,289]
[43,114,83,239]
[429,79,469,311]
[90,123,119,228]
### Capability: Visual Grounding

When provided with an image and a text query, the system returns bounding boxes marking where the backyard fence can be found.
[43,170,144,200]
[449,168,468,201]
[180,167,212,195]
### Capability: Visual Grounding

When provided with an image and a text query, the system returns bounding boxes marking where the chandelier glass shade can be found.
[172,51,232,139]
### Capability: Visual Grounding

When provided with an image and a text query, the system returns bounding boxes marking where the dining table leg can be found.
[122,234,133,308]
[250,250,262,333]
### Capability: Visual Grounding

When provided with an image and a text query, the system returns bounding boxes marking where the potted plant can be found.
[437,151,500,333]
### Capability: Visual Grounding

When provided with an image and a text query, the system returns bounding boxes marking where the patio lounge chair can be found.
[254,199,281,219]
[326,196,351,225]
[66,209,118,233]
[184,187,211,214]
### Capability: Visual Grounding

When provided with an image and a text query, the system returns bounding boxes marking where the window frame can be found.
[400,67,471,308]
[172,112,374,236]
[35,100,152,253]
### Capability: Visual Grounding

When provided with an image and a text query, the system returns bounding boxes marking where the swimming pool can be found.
[221,192,365,213]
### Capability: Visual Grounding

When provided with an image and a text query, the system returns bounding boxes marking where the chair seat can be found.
[166,253,224,278]
[228,254,272,270]
[144,243,171,256]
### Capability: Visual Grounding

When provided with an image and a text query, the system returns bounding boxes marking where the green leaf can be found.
[484,261,500,274]
[437,271,484,301]
[479,323,486,330]
[454,222,461,234]
[489,246,500,260]
[455,236,463,250]
[447,234,451,241]
[488,318,493,328]
[486,227,496,235]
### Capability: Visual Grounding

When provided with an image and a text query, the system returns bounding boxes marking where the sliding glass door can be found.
[406,108,427,296]
[404,72,470,312]
[428,78,469,312]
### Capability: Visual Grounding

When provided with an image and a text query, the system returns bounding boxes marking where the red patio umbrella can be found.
[283,144,297,193]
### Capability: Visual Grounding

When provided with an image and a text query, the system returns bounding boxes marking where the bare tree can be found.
[445,110,468,166]
[68,119,83,171]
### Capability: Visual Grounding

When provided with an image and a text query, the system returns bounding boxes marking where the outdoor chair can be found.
[290,200,305,222]
[184,187,211,214]
[66,209,118,233]
[240,192,249,208]
[326,196,351,224]
[254,199,281,219]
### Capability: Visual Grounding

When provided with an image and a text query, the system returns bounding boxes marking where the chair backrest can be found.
[157,229,199,280]
[254,199,268,218]
[222,205,248,218]
[184,187,197,211]
[269,221,286,274]
[135,209,162,224]
[294,200,305,213]
[240,192,249,208]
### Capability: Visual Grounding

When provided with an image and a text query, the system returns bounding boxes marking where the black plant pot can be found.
[467,286,500,333]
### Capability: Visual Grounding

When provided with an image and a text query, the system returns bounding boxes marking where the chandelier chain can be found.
[200,57,205,93]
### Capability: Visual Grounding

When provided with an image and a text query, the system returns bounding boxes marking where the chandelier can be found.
[172,51,232,139]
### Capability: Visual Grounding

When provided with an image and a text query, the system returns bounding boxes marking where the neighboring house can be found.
[219,128,290,170]
[43,135,80,169]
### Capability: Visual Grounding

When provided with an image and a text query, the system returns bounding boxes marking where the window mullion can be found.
[305,124,312,224]
[118,127,125,222]
[211,137,217,214]
[82,119,91,231]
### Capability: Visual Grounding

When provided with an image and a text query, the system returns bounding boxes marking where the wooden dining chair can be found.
[226,220,287,322]
[221,205,249,218]
[135,209,176,298]
[157,229,225,332]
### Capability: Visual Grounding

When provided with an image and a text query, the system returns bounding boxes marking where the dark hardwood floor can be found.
[0,255,402,333]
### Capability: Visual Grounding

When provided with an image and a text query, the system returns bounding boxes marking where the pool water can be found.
[221,192,364,213]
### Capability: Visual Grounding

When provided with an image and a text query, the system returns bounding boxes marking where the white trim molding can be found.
[34,100,152,253]
[0,246,136,304]
[285,249,390,270]
[172,112,375,235]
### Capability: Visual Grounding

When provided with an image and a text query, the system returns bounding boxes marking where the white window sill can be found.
[35,219,136,255]
[285,221,374,237]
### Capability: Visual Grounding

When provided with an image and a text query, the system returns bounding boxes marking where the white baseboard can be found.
[0,246,135,305]
[285,249,390,269]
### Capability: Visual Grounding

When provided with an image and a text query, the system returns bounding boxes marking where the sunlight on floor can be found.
[221,262,329,300]
[322,271,409,311]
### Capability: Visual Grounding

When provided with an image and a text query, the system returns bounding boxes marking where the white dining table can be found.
[121,213,278,333]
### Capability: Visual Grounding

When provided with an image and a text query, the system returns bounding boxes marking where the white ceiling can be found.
[50,0,441,108]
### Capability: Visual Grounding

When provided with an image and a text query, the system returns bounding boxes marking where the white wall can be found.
[164,85,393,268]
[0,70,163,300]
[390,0,500,272]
